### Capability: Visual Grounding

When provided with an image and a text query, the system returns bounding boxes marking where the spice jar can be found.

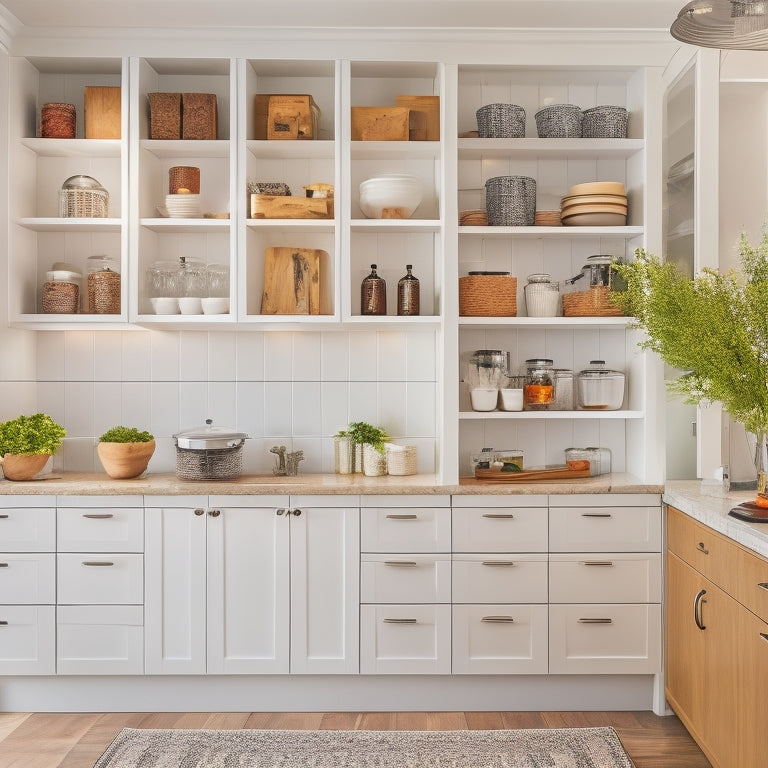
[86,254,120,314]
[361,264,386,315]
[523,358,554,410]
[524,273,560,317]
[397,264,420,316]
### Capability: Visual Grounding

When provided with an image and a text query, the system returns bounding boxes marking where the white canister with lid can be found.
[524,273,560,317]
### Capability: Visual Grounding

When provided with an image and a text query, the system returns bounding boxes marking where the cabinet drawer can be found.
[57,604,143,675]
[667,505,738,594]
[0,507,55,552]
[737,546,768,623]
[361,507,451,553]
[452,603,548,674]
[0,554,55,604]
[452,507,547,552]
[0,604,56,675]
[452,555,548,604]
[550,506,661,552]
[360,604,451,674]
[361,555,451,603]
[549,603,662,674]
[57,553,143,604]
[549,554,662,604]
[57,507,144,552]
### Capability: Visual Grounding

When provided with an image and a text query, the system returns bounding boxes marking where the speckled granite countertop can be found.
[0,471,660,496]
[664,480,768,559]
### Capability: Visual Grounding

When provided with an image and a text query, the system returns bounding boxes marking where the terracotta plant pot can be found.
[97,440,155,479]
[0,453,51,481]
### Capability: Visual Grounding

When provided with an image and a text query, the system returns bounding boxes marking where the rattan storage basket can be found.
[59,175,109,218]
[459,273,517,317]
[168,166,201,194]
[41,281,79,313]
[582,106,628,138]
[535,103,583,138]
[485,175,536,226]
[562,286,623,317]
[386,445,418,476]
[476,103,526,138]
[175,445,243,480]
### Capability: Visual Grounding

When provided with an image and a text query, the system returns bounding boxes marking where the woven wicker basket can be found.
[485,175,536,226]
[41,103,76,138]
[175,444,243,480]
[535,104,583,138]
[41,281,79,313]
[59,188,109,218]
[562,286,623,317]
[459,274,517,317]
[386,445,418,476]
[582,106,628,138]
[476,103,525,138]
[169,166,201,194]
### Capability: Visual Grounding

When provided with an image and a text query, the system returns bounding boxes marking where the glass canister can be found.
[523,357,554,410]
[524,273,560,317]
[397,264,420,316]
[577,360,626,410]
[467,349,508,411]
[551,368,574,410]
[361,264,386,315]
[86,254,120,314]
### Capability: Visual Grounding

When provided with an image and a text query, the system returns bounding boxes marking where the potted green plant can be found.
[613,229,768,490]
[97,426,155,479]
[346,421,390,476]
[0,413,66,481]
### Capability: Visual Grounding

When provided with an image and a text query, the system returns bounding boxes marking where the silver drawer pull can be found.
[481,615,515,623]
[384,560,418,567]
[578,618,613,624]
[385,514,418,520]
[581,513,612,518]
[758,582,768,591]
[583,561,614,567]
[0,620,8,626]
[82,561,114,567]
[383,618,418,624]
[0,514,9,519]
[0,563,8,568]
[482,560,516,567]
[83,513,114,519]
[482,513,515,519]
[697,542,709,555]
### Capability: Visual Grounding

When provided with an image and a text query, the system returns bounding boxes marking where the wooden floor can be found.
[0,711,711,768]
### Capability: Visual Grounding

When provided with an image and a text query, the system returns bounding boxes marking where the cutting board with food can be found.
[260,247,325,315]
[474,460,592,482]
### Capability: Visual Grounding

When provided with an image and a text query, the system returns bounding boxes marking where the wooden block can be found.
[182,93,218,140]
[395,95,440,140]
[261,247,324,315]
[148,92,181,139]
[255,94,319,140]
[250,194,333,219]
[351,106,410,141]
[84,86,121,139]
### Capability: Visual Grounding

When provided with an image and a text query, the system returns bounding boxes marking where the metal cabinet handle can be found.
[581,513,612,518]
[694,588,707,630]
[482,513,515,519]
[697,542,709,555]
[83,513,114,519]
[482,560,516,567]
[82,561,114,567]
[583,561,614,567]
[578,617,613,624]
[758,582,768,591]
[291,508,302,517]
[0,620,8,626]
[384,560,418,567]
[386,514,417,520]
[208,509,221,518]
[0,515,9,519]
[0,563,8,568]
[760,633,768,643]
[276,508,286,516]
[482,615,515,623]
[194,508,205,516]
[383,618,417,624]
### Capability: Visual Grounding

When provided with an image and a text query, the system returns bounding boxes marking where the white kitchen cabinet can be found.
[360,496,452,553]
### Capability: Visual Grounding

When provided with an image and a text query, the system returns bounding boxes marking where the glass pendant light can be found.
[671,0,768,49]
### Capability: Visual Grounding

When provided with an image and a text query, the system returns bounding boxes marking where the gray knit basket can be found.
[582,106,628,138]
[476,103,526,138]
[535,104,583,138]
[485,175,536,226]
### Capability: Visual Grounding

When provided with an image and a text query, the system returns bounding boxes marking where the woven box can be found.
[459,274,517,317]
[562,286,623,317]
[148,93,181,139]
[386,445,418,476]
[59,187,109,218]
[476,103,525,138]
[582,105,628,138]
[169,166,200,194]
[535,103,583,138]
[41,281,79,313]
[254,94,320,140]
[485,175,536,226]
[84,86,121,139]
[182,93,218,140]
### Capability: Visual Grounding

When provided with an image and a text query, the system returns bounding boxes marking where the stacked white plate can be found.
[165,193,202,218]
[560,181,627,226]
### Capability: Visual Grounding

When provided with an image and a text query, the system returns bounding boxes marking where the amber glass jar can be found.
[361,264,386,315]
[523,358,554,410]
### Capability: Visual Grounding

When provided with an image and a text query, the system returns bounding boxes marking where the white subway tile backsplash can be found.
[61,438,95,473]
[207,381,237,430]
[321,333,350,381]
[292,333,322,382]
[36,381,65,426]
[321,381,351,436]
[406,332,438,382]
[292,437,322,473]
[179,381,209,429]
[0,381,38,421]
[64,331,95,381]
[121,331,152,382]
[236,381,265,438]
[377,381,407,436]
[93,382,123,438]
[179,332,209,381]
[36,332,66,381]
[150,331,181,381]
[150,382,180,437]
[0,328,36,381]
[236,333,265,381]
[120,382,151,431]
[263,381,292,435]
[208,332,237,382]
[406,382,438,437]
[64,381,95,437]
[292,382,322,437]
[264,333,293,381]
[349,331,378,381]
[94,332,124,381]
[348,381,378,426]
[377,332,407,381]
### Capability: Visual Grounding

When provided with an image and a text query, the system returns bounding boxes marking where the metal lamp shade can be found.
[671,0,768,49]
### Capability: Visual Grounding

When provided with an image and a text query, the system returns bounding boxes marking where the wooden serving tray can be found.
[474,462,591,482]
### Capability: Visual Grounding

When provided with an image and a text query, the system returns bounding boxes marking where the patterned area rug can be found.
[92,727,635,768]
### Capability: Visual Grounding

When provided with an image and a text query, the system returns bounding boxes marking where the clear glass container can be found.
[551,368,574,410]
[397,264,420,316]
[86,254,120,314]
[577,360,625,410]
[523,358,554,410]
[524,273,560,317]
[206,263,230,298]
[493,449,524,470]
[361,264,386,315]
[467,350,507,411]
[146,261,182,299]
[178,256,206,298]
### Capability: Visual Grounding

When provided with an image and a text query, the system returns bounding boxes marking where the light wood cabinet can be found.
[666,504,768,768]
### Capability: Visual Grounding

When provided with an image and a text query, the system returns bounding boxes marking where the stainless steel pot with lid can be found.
[565,255,625,290]
[174,419,248,449]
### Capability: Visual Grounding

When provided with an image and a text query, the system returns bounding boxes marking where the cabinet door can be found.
[206,506,290,674]
[144,506,207,674]
[290,506,359,674]
[0,605,55,675]
[737,608,768,768]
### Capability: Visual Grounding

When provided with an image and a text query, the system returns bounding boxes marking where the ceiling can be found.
[0,1,684,34]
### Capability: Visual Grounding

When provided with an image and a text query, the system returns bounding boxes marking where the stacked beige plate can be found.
[459,209,488,226]
[534,209,561,226]
[560,181,627,226]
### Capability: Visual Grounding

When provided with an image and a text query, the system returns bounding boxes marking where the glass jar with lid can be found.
[523,358,554,410]
[524,273,560,317]
[177,256,206,298]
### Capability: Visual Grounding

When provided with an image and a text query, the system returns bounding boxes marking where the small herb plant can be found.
[342,421,390,453]
[99,426,154,443]
[0,413,66,456]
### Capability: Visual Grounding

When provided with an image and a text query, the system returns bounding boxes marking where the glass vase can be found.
[333,435,355,475]
[754,430,767,494]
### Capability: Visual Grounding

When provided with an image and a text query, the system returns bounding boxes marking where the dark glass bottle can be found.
[397,264,420,316]
[361,264,386,315]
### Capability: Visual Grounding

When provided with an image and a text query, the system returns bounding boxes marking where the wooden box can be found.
[261,247,324,315]
[351,106,410,141]
[250,194,334,219]
[395,95,440,140]
[84,86,121,139]
[182,93,218,140]
[255,94,320,140]
[148,93,181,139]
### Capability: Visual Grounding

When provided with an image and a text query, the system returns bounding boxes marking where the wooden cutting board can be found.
[261,247,324,315]
[474,462,592,482]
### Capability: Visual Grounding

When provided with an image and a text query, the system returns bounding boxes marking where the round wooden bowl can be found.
[97,440,155,479]
[0,453,51,481]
